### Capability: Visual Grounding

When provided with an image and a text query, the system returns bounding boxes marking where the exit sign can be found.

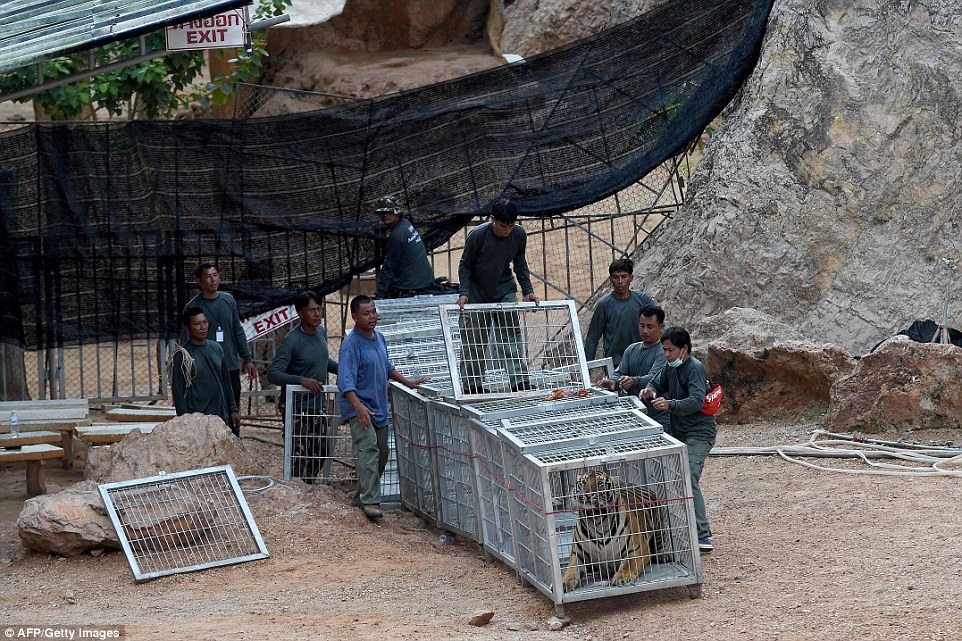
[166,10,247,51]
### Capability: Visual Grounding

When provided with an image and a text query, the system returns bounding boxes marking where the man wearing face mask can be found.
[640,326,716,553]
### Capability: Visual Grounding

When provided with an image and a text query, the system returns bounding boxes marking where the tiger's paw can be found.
[611,569,640,587]
[562,568,581,592]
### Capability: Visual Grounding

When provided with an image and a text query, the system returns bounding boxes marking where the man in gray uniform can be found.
[641,326,717,553]
[456,197,540,393]
[584,258,656,367]
[598,305,670,432]
[182,263,256,414]
[172,307,240,434]
[267,291,339,482]
[375,195,438,298]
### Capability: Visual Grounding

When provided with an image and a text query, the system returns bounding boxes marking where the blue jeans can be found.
[348,419,389,506]
[683,437,715,540]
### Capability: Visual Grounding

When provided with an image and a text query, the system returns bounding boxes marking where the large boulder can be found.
[695,308,856,422]
[85,413,254,483]
[17,481,119,557]
[633,0,962,355]
[830,336,962,433]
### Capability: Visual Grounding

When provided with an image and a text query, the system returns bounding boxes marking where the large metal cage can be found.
[390,381,439,523]
[439,300,590,401]
[502,432,702,613]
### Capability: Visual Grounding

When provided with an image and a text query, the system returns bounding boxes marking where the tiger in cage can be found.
[562,469,671,592]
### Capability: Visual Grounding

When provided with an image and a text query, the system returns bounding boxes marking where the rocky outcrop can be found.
[694,308,856,422]
[830,336,962,433]
[634,0,962,355]
[260,0,504,112]
[85,413,254,483]
[17,481,120,557]
[501,0,665,57]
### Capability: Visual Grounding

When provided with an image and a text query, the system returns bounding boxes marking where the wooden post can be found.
[26,460,46,497]
[207,49,237,119]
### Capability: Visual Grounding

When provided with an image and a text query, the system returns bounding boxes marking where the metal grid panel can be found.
[390,382,439,524]
[468,420,518,567]
[440,300,590,401]
[459,388,616,421]
[428,401,479,540]
[480,395,645,428]
[98,465,269,582]
[500,409,663,452]
[375,294,460,324]
[502,435,701,608]
[284,384,351,485]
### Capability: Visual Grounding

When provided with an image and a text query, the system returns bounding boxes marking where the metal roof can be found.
[0,0,251,75]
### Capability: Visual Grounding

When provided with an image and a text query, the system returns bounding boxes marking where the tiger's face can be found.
[572,470,619,512]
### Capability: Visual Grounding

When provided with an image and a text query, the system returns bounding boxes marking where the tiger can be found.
[561,469,671,592]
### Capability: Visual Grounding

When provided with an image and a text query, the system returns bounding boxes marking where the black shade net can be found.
[0,0,775,349]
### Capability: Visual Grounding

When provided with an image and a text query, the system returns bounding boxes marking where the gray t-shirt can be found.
[614,341,669,431]
[172,340,236,425]
[458,222,534,303]
[377,219,436,297]
[584,290,655,367]
[181,291,253,371]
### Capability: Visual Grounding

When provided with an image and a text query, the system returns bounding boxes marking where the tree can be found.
[0,0,291,120]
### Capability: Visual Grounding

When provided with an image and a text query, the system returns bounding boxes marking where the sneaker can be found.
[361,504,384,519]
[698,537,714,552]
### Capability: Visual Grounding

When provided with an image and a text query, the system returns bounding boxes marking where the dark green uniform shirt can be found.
[458,222,534,303]
[614,341,669,430]
[647,355,717,442]
[172,340,237,425]
[584,290,655,367]
[266,325,339,387]
[181,291,253,371]
[377,219,436,297]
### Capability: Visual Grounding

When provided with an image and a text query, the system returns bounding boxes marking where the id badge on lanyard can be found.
[216,325,225,342]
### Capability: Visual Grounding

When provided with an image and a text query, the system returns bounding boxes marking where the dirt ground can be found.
[1,417,959,641]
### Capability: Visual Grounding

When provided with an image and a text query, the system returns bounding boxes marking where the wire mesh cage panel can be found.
[499,408,663,452]
[467,419,518,567]
[376,294,461,325]
[284,384,351,485]
[390,381,439,525]
[99,465,269,581]
[428,400,480,540]
[440,301,590,401]
[459,388,617,422]
[473,395,647,429]
[502,433,701,610]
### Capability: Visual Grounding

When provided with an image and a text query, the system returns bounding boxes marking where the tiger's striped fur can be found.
[562,469,670,592]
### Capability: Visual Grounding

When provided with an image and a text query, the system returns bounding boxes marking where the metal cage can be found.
[439,300,590,401]
[99,465,269,582]
[502,432,702,614]
[390,381,439,524]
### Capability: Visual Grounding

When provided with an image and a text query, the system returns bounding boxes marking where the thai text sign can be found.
[166,10,247,51]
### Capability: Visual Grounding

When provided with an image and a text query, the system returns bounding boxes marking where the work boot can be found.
[361,504,383,519]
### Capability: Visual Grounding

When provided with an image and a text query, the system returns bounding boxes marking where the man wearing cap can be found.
[375,195,437,299]
[456,197,540,393]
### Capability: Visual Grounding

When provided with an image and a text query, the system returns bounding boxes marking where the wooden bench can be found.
[76,423,159,445]
[104,407,175,422]
[0,443,65,496]
[0,399,91,470]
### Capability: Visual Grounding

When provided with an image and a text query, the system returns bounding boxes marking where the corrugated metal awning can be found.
[0,0,251,75]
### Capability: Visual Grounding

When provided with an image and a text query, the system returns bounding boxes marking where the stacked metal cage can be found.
[387,298,703,615]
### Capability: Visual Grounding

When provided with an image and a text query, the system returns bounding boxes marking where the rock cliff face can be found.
[634,0,962,354]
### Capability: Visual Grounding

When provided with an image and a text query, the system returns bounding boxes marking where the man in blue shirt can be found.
[338,295,426,519]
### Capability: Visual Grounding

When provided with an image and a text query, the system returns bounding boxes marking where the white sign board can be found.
[166,10,247,51]
[242,305,298,341]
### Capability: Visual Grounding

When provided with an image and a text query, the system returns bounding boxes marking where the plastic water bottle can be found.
[7,411,21,450]
[439,532,456,545]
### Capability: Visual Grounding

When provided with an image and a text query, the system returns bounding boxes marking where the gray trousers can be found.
[683,437,715,540]
[348,418,389,506]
